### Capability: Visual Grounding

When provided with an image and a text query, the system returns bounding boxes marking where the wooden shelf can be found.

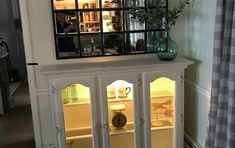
[64,101,90,106]
[151,90,174,99]
[65,119,174,141]
[66,134,92,141]
[108,98,133,103]
[151,119,174,131]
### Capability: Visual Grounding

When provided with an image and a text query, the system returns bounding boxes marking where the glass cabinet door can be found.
[62,83,94,148]
[107,80,134,148]
[150,77,175,148]
[51,77,99,148]
[100,74,141,148]
[143,73,178,148]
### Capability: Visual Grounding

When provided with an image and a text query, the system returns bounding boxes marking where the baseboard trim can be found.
[184,131,203,148]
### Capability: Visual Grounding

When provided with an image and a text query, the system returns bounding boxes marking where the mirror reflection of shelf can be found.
[79,11,100,33]
[54,2,75,10]
[57,32,78,35]
[79,2,99,9]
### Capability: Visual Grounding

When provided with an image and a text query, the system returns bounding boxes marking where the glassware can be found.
[62,88,69,104]
[156,32,178,61]
[68,84,79,103]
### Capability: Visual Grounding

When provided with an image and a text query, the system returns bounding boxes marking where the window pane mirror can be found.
[51,0,167,59]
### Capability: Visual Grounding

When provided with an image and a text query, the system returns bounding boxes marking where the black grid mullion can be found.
[122,0,126,54]
[144,0,148,53]
[74,0,82,56]
[99,0,104,55]
[51,0,59,58]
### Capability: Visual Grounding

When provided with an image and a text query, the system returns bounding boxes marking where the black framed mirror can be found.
[51,0,167,59]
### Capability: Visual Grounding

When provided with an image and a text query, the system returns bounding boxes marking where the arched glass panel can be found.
[106,80,135,148]
[61,83,93,148]
[150,77,175,148]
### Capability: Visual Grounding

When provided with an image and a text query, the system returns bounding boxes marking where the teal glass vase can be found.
[156,35,178,61]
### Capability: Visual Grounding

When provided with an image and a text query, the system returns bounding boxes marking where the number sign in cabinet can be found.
[41,57,192,148]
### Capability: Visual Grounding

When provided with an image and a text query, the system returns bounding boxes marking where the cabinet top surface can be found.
[41,56,193,76]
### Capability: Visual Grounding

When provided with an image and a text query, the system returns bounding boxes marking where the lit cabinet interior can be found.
[42,57,192,148]
[61,84,94,148]
[58,77,176,148]
[150,77,175,148]
[106,80,135,148]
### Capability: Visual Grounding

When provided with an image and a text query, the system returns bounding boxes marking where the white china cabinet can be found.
[41,57,192,148]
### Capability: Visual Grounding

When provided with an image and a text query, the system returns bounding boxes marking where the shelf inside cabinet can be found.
[151,119,174,131]
[151,90,173,99]
[63,98,133,107]
[63,97,90,106]
[66,134,92,141]
[63,102,90,106]
[66,126,92,141]
[108,98,133,103]
[66,119,174,141]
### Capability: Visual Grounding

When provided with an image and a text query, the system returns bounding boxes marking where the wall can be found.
[172,0,217,147]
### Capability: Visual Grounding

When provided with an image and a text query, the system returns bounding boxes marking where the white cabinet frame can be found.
[41,57,192,148]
